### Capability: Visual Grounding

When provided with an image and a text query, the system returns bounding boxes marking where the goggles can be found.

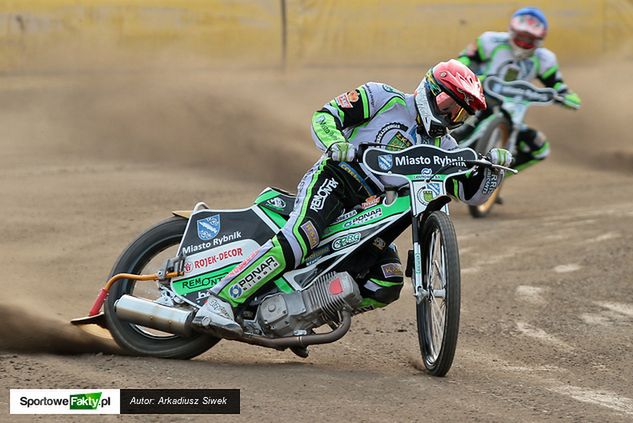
[435,92,469,126]
[512,32,542,50]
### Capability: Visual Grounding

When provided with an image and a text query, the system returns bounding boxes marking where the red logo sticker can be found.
[361,195,381,209]
[335,93,352,108]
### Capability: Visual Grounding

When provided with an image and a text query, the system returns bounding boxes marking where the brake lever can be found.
[464,159,519,174]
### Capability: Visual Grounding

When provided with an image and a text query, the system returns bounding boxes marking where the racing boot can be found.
[192,294,243,338]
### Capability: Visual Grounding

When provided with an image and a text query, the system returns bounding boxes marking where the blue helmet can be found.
[509,7,548,59]
[512,7,548,30]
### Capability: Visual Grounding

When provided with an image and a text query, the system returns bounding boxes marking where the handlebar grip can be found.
[553,94,581,110]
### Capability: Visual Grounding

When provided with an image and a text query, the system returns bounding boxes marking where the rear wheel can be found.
[416,211,460,377]
[468,116,511,218]
[104,216,220,359]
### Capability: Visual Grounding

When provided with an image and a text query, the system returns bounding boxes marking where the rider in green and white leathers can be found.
[193,61,508,337]
[311,82,501,203]
[456,9,581,171]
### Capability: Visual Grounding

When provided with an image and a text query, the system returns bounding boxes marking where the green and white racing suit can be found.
[208,82,503,311]
[457,31,580,170]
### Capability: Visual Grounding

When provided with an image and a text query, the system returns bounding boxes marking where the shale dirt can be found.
[1,59,632,422]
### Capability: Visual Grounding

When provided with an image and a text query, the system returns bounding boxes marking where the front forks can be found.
[410,216,447,305]
[411,216,427,304]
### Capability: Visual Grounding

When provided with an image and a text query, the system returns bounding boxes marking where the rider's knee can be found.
[533,130,547,147]
[274,229,303,269]
[278,219,326,268]
[519,128,548,149]
[531,132,550,160]
[517,128,549,163]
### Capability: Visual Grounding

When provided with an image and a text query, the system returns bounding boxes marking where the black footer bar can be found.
[120,389,240,414]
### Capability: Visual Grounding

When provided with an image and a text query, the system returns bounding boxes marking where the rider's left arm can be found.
[446,168,504,206]
[538,64,581,110]
[441,134,505,206]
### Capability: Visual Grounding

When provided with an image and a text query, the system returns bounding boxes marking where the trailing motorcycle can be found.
[454,75,574,218]
[72,144,514,377]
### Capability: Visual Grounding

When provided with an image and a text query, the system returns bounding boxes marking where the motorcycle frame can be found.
[73,145,480,342]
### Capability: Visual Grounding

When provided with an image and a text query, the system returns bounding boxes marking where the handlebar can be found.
[484,76,579,110]
[328,142,518,175]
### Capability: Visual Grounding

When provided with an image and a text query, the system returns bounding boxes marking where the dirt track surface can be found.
[1,62,632,422]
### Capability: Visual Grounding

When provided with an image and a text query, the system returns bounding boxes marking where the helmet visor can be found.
[435,92,469,126]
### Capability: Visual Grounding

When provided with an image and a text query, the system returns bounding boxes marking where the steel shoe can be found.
[192,295,243,338]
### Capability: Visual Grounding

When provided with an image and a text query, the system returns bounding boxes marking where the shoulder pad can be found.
[362,81,405,114]
[380,84,405,97]
[478,32,510,59]
[480,31,510,45]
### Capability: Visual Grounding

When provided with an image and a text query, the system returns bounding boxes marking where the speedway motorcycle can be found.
[72,144,514,377]
[454,75,575,218]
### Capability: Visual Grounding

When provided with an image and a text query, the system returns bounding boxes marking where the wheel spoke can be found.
[425,228,449,363]
[432,299,445,332]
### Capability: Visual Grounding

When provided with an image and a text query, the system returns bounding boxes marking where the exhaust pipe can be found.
[114,295,194,337]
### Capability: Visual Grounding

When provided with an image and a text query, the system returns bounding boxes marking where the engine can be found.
[256,272,361,337]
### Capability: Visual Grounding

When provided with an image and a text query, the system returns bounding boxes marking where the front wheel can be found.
[468,116,511,218]
[104,216,220,359]
[416,211,461,377]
